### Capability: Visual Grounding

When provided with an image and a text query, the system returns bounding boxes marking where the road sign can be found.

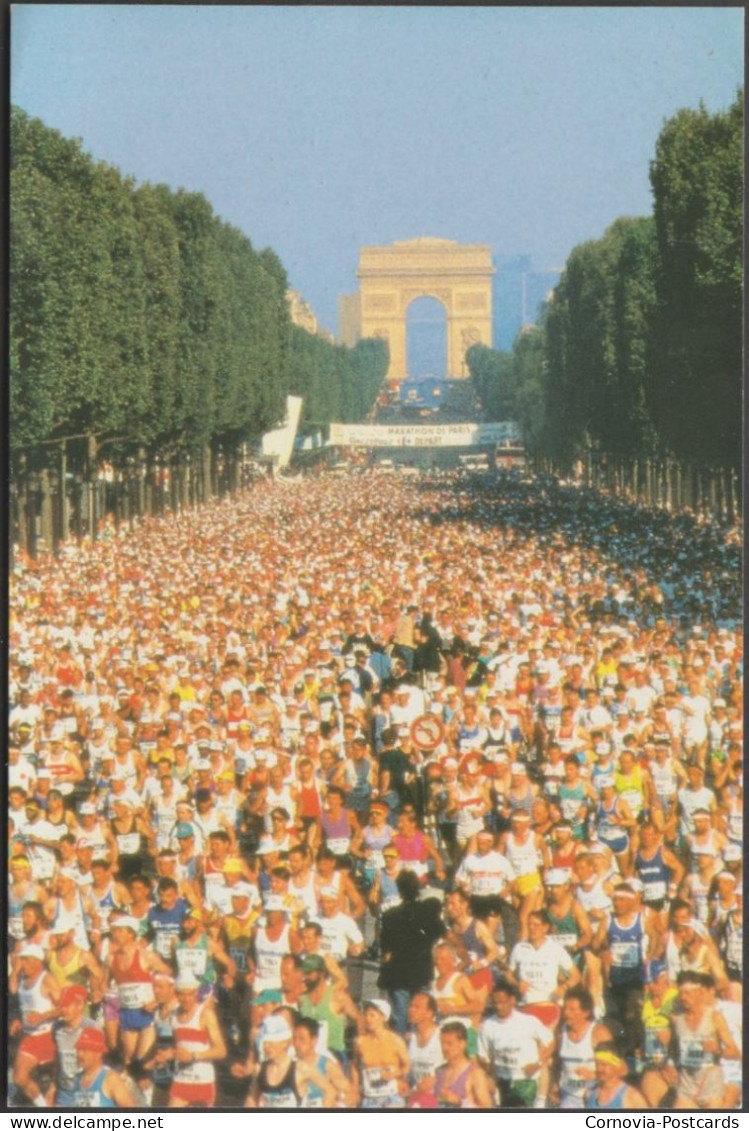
[410,713,446,751]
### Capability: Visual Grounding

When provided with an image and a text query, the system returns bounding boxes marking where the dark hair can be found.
[410,991,437,1015]
[396,870,421,902]
[294,1016,320,1038]
[563,985,594,1016]
[493,979,518,999]
[157,877,178,894]
[441,1021,468,1042]
[128,873,152,890]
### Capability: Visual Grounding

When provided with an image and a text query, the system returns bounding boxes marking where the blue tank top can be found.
[635,846,670,905]
[597,798,627,848]
[608,913,645,986]
[586,1081,628,1109]
[300,1054,329,1108]
[74,1066,117,1108]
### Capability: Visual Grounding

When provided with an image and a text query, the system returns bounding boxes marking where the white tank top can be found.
[255,924,290,986]
[290,872,318,918]
[173,1003,214,1085]
[559,1021,596,1100]
[431,971,464,1028]
[408,1027,443,1084]
[19,971,53,1033]
[505,832,539,877]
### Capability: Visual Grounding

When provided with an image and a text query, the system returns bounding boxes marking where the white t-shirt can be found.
[509,938,573,1004]
[479,1010,553,1081]
[314,912,363,960]
[456,850,514,897]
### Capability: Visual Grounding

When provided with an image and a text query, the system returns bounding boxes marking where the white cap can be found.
[175,973,201,991]
[19,943,45,961]
[230,883,254,901]
[510,761,526,775]
[112,915,141,935]
[598,774,615,789]
[319,886,339,900]
[364,998,392,1021]
[260,1015,292,1044]
[264,895,288,913]
[545,869,571,887]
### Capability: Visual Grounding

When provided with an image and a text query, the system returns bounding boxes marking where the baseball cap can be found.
[545,869,571,887]
[76,1028,107,1053]
[60,984,88,1007]
[302,955,327,974]
[174,822,194,839]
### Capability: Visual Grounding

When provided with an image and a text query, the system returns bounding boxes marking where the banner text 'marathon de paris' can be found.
[328,421,522,448]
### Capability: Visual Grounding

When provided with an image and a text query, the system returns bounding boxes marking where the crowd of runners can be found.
[7,467,743,1109]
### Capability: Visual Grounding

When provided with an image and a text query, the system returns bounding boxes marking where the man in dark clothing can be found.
[413,616,443,688]
[377,870,445,1034]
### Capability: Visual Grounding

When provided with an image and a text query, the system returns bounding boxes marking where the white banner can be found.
[328,421,522,448]
[261,395,304,468]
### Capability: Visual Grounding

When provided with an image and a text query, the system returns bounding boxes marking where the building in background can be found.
[492,256,561,351]
[287,290,334,342]
[338,292,362,347]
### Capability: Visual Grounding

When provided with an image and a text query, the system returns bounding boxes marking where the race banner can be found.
[328,421,522,448]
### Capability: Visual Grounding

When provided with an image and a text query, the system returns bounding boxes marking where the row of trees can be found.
[10,107,388,549]
[468,92,742,475]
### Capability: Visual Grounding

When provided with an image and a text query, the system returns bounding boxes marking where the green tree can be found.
[649,92,742,466]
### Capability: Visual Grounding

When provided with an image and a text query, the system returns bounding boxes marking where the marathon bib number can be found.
[643,880,667,903]
[644,1026,669,1066]
[74,1091,107,1108]
[560,798,582,821]
[472,873,500,895]
[497,1047,523,1075]
[177,949,208,978]
[554,932,577,951]
[60,1047,79,1081]
[117,833,141,854]
[561,1064,590,1097]
[682,1040,712,1071]
[174,1063,211,1085]
[619,790,642,814]
[362,1067,398,1098]
[257,952,282,980]
[118,982,154,1009]
[611,941,640,969]
[9,914,24,940]
[326,838,350,855]
[155,931,177,960]
[261,1090,298,1109]
[367,849,385,871]
[229,946,249,974]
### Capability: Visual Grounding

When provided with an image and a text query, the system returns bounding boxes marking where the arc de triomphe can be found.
[339,237,494,382]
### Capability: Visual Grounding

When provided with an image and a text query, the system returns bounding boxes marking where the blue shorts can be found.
[120,1007,154,1032]
[599,832,629,855]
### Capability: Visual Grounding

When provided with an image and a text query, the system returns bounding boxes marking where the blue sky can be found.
[12,6,744,336]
